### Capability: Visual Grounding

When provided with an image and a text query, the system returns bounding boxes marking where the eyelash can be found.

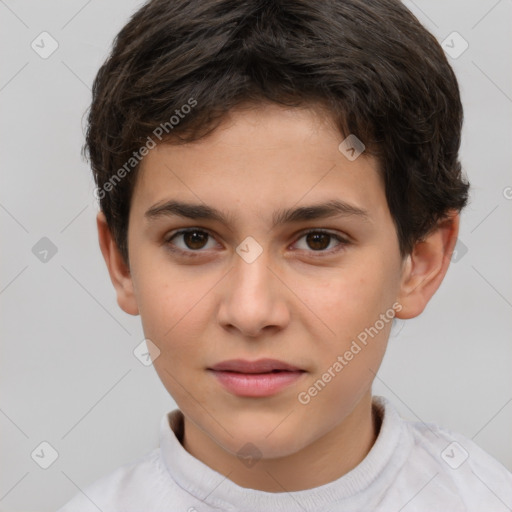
[164,228,350,258]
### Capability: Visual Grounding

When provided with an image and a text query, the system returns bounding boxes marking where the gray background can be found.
[1,1,511,510]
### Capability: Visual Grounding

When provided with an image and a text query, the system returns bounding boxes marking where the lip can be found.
[207,359,306,397]
[209,358,303,373]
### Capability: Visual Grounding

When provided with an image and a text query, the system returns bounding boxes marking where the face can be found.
[121,102,406,460]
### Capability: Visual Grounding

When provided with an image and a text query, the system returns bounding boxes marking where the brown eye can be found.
[293,230,349,254]
[181,230,209,250]
[305,232,331,251]
[166,229,216,253]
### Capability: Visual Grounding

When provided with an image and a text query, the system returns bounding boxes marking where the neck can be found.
[181,392,381,492]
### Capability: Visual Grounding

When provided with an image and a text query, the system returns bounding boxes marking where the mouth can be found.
[207,359,306,397]
[208,358,305,374]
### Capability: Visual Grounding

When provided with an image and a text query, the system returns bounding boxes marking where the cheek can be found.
[308,267,390,337]
[297,273,393,416]
[136,269,208,356]
[300,261,396,387]
[141,278,211,401]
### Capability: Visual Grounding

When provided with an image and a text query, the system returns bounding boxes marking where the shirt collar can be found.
[159,396,411,511]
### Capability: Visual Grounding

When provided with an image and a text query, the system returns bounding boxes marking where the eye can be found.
[165,228,218,255]
[164,227,350,258]
[292,229,349,255]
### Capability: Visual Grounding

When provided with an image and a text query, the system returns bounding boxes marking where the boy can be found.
[57,0,512,510]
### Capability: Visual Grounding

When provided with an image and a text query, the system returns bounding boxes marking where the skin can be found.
[97,102,459,492]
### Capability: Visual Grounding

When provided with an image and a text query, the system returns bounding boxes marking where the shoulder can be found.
[55,448,172,511]
[402,414,512,510]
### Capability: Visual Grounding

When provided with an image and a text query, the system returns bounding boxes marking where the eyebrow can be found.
[144,199,370,227]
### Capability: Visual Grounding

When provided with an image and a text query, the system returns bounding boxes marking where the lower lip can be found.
[209,370,305,397]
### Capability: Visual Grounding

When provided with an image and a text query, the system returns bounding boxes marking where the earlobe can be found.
[396,211,460,319]
[96,211,139,316]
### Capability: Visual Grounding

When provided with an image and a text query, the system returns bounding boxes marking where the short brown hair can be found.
[85,0,470,266]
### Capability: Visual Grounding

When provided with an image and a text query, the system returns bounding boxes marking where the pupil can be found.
[185,231,208,250]
[307,233,329,250]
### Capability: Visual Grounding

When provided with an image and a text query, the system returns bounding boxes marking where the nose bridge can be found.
[232,241,275,305]
[235,243,272,291]
[218,241,288,336]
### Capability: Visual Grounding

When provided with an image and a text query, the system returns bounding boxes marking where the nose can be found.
[216,249,290,338]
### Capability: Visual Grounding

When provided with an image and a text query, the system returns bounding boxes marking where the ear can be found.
[396,210,460,319]
[96,211,139,316]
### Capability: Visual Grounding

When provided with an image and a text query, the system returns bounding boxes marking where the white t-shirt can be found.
[56,396,512,511]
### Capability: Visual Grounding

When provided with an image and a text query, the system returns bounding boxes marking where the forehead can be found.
[130,104,387,227]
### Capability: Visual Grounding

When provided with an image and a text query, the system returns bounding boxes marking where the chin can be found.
[215,420,309,459]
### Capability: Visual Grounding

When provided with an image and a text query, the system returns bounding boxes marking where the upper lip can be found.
[208,358,304,374]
